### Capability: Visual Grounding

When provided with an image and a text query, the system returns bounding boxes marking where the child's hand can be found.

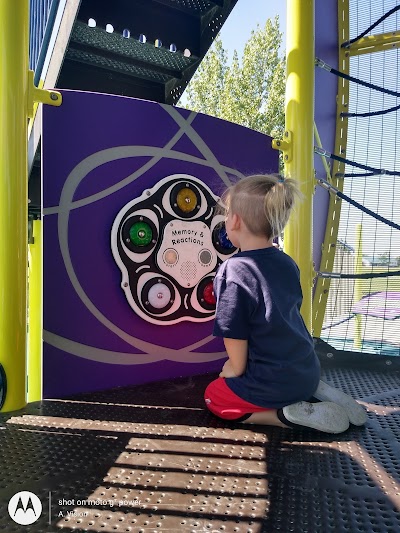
[219,360,238,378]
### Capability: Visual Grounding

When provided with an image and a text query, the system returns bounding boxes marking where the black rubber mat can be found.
[0,366,399,532]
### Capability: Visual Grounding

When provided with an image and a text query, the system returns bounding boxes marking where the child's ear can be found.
[231,213,241,229]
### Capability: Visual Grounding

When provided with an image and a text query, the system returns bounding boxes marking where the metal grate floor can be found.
[0,366,399,532]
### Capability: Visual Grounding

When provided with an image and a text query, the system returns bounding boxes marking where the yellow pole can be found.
[354,224,363,350]
[0,0,29,411]
[28,219,43,402]
[284,0,315,331]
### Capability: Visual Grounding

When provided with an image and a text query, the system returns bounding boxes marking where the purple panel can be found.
[44,345,224,398]
[352,292,400,320]
[42,90,278,398]
[314,0,339,271]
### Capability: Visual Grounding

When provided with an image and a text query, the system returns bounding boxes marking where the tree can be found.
[181,17,285,139]
[377,251,391,265]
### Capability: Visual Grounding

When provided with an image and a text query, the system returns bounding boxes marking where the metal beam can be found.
[312,0,350,337]
[345,30,400,56]
[283,0,315,331]
[28,0,81,174]
[0,0,29,412]
[28,220,43,402]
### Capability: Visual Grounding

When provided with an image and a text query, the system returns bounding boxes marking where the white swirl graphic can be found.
[44,105,245,364]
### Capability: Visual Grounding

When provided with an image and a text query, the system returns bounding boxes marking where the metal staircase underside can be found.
[60,0,237,105]
[28,0,238,210]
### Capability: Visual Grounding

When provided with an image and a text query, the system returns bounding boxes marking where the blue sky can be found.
[218,0,286,59]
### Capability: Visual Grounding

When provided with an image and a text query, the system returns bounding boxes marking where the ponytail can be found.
[227,174,302,239]
[263,176,302,238]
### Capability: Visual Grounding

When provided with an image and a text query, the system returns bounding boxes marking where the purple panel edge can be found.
[314,0,339,272]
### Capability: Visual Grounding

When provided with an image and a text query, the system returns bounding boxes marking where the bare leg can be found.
[242,410,289,427]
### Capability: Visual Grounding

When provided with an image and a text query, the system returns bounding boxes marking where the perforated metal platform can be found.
[1,364,399,532]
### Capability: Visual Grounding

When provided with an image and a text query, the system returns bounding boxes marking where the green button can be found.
[129,221,152,246]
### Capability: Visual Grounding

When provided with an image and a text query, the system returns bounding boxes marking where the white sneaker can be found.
[313,380,368,426]
[283,401,350,434]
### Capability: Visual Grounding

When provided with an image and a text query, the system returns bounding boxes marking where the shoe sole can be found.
[283,401,350,434]
[314,380,368,426]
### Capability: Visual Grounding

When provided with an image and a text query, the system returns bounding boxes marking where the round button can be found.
[218,226,235,249]
[212,223,237,255]
[176,187,197,213]
[147,283,171,309]
[129,221,153,246]
[163,248,179,266]
[199,249,212,266]
[202,282,216,305]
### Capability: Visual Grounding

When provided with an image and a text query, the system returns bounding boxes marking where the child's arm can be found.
[220,338,248,377]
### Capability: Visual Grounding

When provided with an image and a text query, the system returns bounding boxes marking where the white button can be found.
[147,283,171,309]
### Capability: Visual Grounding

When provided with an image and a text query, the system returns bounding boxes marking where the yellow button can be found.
[176,187,197,212]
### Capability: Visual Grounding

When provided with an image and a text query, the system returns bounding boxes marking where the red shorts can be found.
[204,377,272,421]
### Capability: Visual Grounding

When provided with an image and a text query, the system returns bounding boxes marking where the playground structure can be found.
[1,0,400,532]
[39,89,277,398]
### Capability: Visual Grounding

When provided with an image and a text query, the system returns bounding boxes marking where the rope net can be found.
[321,0,400,356]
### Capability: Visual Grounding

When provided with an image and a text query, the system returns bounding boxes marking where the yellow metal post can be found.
[312,0,350,337]
[28,220,43,402]
[284,0,315,330]
[353,224,363,350]
[0,0,30,411]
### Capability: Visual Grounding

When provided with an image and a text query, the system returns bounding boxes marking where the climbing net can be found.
[317,0,400,356]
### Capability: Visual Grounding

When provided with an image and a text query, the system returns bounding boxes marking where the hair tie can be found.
[277,176,285,183]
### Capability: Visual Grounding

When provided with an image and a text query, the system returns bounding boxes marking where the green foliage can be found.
[376,251,391,265]
[181,17,285,138]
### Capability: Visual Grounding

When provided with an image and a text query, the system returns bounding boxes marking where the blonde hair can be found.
[223,174,302,239]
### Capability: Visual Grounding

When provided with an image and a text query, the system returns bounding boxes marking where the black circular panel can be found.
[170,182,202,218]
[122,215,158,253]
[140,277,176,315]
[212,222,237,255]
[197,276,217,311]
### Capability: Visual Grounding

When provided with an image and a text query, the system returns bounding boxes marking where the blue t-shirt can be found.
[213,247,320,408]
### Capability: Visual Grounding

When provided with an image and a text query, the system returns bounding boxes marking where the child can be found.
[204,174,367,433]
